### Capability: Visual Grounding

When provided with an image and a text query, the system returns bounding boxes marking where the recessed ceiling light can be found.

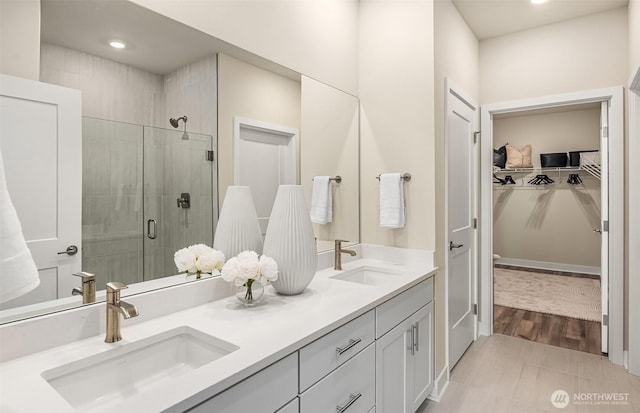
[109,40,126,49]
[531,0,548,3]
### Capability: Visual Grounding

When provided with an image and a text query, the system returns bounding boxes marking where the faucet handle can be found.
[335,239,350,246]
[73,272,95,283]
[106,281,128,292]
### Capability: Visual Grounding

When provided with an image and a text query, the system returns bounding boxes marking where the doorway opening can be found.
[480,87,624,364]
[490,103,603,354]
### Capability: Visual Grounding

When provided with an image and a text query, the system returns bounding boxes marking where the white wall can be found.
[480,7,629,104]
[300,76,359,252]
[0,0,40,80]
[630,0,640,78]
[359,0,435,251]
[493,107,601,269]
[130,0,358,96]
[217,53,301,207]
[433,0,479,379]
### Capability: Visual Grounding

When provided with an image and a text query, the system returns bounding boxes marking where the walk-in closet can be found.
[492,103,603,355]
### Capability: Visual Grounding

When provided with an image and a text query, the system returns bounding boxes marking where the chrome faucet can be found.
[105,281,139,343]
[71,272,96,304]
[334,239,357,270]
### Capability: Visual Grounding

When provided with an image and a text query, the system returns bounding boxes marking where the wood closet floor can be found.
[493,304,603,355]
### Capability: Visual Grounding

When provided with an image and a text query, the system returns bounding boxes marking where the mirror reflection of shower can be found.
[170,115,189,140]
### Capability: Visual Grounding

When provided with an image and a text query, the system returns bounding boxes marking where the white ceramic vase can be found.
[214,186,263,259]
[264,185,317,295]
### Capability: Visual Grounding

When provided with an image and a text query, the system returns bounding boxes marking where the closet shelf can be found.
[494,167,583,174]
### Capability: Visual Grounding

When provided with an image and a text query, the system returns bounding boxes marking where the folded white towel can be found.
[0,149,40,303]
[379,173,405,229]
[310,176,332,225]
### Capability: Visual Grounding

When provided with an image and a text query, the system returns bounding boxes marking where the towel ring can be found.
[376,173,411,182]
[312,175,342,183]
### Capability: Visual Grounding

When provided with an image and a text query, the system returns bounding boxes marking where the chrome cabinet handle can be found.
[336,393,361,413]
[407,327,415,355]
[413,322,419,352]
[336,338,361,356]
[147,219,157,239]
[449,241,463,251]
[57,245,78,256]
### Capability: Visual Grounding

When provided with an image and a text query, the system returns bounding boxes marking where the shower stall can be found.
[81,117,217,289]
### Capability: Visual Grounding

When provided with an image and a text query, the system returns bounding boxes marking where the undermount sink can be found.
[330,266,402,286]
[41,326,238,411]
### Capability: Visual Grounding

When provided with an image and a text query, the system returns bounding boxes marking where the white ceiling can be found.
[40,0,298,79]
[451,0,629,40]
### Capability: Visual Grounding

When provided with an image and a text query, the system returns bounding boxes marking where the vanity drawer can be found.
[187,352,298,413]
[300,343,375,413]
[376,277,433,338]
[299,310,375,391]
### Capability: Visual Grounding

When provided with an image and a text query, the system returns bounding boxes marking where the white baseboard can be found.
[495,257,600,276]
[428,364,450,402]
[624,350,629,370]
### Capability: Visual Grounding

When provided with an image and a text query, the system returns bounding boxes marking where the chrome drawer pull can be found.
[413,322,419,352]
[336,393,362,413]
[336,338,361,356]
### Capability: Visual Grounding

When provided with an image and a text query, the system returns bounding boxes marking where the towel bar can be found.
[312,176,342,183]
[376,173,411,182]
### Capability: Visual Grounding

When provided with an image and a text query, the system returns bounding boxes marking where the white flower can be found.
[174,248,197,273]
[236,250,259,280]
[196,249,225,273]
[221,257,240,283]
[259,255,278,282]
[188,243,211,258]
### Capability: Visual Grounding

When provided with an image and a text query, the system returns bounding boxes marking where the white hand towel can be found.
[310,176,332,225]
[379,173,405,229]
[0,149,40,303]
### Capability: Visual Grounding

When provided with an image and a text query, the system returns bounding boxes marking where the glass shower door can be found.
[143,126,216,280]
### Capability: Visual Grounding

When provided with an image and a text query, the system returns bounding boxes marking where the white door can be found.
[234,117,298,235]
[600,101,609,354]
[0,74,81,306]
[446,84,477,368]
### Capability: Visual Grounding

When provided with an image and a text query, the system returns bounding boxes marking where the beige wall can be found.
[630,0,640,78]
[300,76,359,252]
[0,0,40,80]
[493,107,601,268]
[434,0,479,376]
[130,0,358,95]
[217,54,301,206]
[359,0,435,251]
[480,7,628,104]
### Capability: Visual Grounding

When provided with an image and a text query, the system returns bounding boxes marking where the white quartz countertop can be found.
[0,247,436,413]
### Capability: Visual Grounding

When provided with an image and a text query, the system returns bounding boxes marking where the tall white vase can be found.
[214,186,263,259]
[264,185,317,295]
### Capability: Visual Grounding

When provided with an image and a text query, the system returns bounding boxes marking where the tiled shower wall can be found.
[40,44,218,289]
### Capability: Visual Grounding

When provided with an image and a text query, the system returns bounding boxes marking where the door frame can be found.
[629,67,640,376]
[479,86,624,365]
[444,79,479,369]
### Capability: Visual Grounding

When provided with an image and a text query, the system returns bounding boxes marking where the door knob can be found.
[449,241,463,251]
[58,245,78,256]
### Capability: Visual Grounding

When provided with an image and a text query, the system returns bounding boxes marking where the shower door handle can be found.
[147,219,157,239]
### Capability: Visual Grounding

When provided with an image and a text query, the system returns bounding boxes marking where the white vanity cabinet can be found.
[186,352,298,413]
[375,279,434,413]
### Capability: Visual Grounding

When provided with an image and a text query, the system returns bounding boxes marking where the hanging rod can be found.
[312,175,342,183]
[376,173,412,182]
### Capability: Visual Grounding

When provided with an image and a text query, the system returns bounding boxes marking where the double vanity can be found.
[0,245,436,412]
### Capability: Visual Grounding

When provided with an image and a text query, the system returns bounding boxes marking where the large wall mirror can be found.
[0,0,360,324]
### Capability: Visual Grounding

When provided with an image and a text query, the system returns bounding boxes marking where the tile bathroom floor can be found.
[418,334,640,413]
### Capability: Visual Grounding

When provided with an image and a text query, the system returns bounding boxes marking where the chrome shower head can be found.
[169,115,187,128]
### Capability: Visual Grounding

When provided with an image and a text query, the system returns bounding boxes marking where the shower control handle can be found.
[147,219,157,240]
[176,193,191,209]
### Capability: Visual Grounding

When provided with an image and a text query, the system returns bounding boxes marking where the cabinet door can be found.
[276,397,299,413]
[375,317,411,413]
[407,302,433,412]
